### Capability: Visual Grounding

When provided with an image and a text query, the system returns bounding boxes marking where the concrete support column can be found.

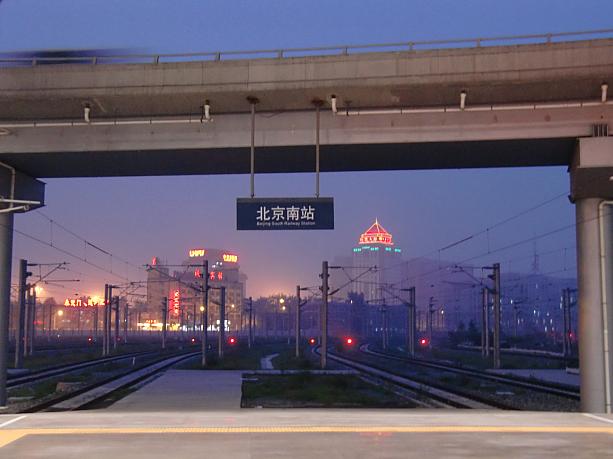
[0,212,13,407]
[576,198,611,412]
[571,137,613,413]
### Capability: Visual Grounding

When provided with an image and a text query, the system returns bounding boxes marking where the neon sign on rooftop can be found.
[358,219,394,246]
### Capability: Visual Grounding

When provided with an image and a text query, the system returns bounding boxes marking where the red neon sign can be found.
[172,289,180,315]
[209,271,223,281]
[358,219,394,246]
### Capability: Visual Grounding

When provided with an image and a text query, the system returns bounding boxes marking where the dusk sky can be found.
[1,0,608,301]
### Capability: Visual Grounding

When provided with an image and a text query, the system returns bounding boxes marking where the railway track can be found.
[8,351,159,388]
[361,345,580,401]
[315,346,511,409]
[22,351,200,413]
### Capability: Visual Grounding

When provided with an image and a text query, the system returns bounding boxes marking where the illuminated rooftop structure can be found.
[358,218,394,246]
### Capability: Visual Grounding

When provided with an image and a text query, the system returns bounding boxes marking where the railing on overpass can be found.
[1,28,613,66]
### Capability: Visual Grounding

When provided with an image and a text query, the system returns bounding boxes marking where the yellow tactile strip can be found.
[1,425,612,448]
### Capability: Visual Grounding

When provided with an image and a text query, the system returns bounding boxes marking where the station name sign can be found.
[236,197,334,230]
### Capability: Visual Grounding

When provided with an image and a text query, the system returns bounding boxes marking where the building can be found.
[324,219,578,347]
[330,219,482,338]
[145,249,247,333]
[351,219,404,303]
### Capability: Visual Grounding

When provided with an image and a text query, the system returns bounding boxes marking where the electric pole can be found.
[28,285,36,356]
[511,298,524,339]
[407,287,416,357]
[113,295,119,350]
[93,304,99,339]
[247,296,253,349]
[428,297,434,350]
[482,287,489,357]
[161,296,168,350]
[320,261,329,369]
[296,286,301,358]
[296,286,309,358]
[103,284,108,356]
[562,288,576,357]
[201,260,209,367]
[218,286,226,359]
[123,303,129,344]
[492,263,501,369]
[15,259,30,369]
[24,285,31,357]
[381,302,388,351]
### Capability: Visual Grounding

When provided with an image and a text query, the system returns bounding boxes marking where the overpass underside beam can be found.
[571,137,613,413]
[3,103,613,178]
[0,138,576,179]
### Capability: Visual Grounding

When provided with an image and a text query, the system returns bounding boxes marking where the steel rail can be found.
[315,346,513,409]
[21,351,199,413]
[362,345,580,400]
[7,351,158,388]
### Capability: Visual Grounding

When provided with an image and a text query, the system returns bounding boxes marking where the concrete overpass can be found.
[0,36,612,176]
[0,33,611,412]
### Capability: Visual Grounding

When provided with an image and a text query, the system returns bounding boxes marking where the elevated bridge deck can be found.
[0,37,612,177]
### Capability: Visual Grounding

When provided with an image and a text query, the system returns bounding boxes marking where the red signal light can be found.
[309,338,316,345]
[345,337,353,345]
[191,337,196,344]
[420,338,428,346]
[229,337,236,345]
[87,337,93,343]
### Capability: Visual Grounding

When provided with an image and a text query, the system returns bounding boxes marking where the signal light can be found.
[419,338,428,346]
[228,337,236,345]
[308,337,316,345]
[87,337,93,343]
[345,337,354,345]
[191,337,196,344]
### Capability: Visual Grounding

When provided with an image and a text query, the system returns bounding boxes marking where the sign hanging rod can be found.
[313,99,324,198]
[247,97,259,198]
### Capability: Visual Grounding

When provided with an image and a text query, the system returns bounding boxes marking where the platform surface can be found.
[1,410,612,458]
[106,369,243,411]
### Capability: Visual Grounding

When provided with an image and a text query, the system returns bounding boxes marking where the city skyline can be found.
[18,168,575,302]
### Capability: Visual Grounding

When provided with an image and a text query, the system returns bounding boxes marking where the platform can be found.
[106,370,243,411]
[0,410,612,458]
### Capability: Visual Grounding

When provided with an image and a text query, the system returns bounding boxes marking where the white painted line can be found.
[583,413,613,425]
[0,415,27,428]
